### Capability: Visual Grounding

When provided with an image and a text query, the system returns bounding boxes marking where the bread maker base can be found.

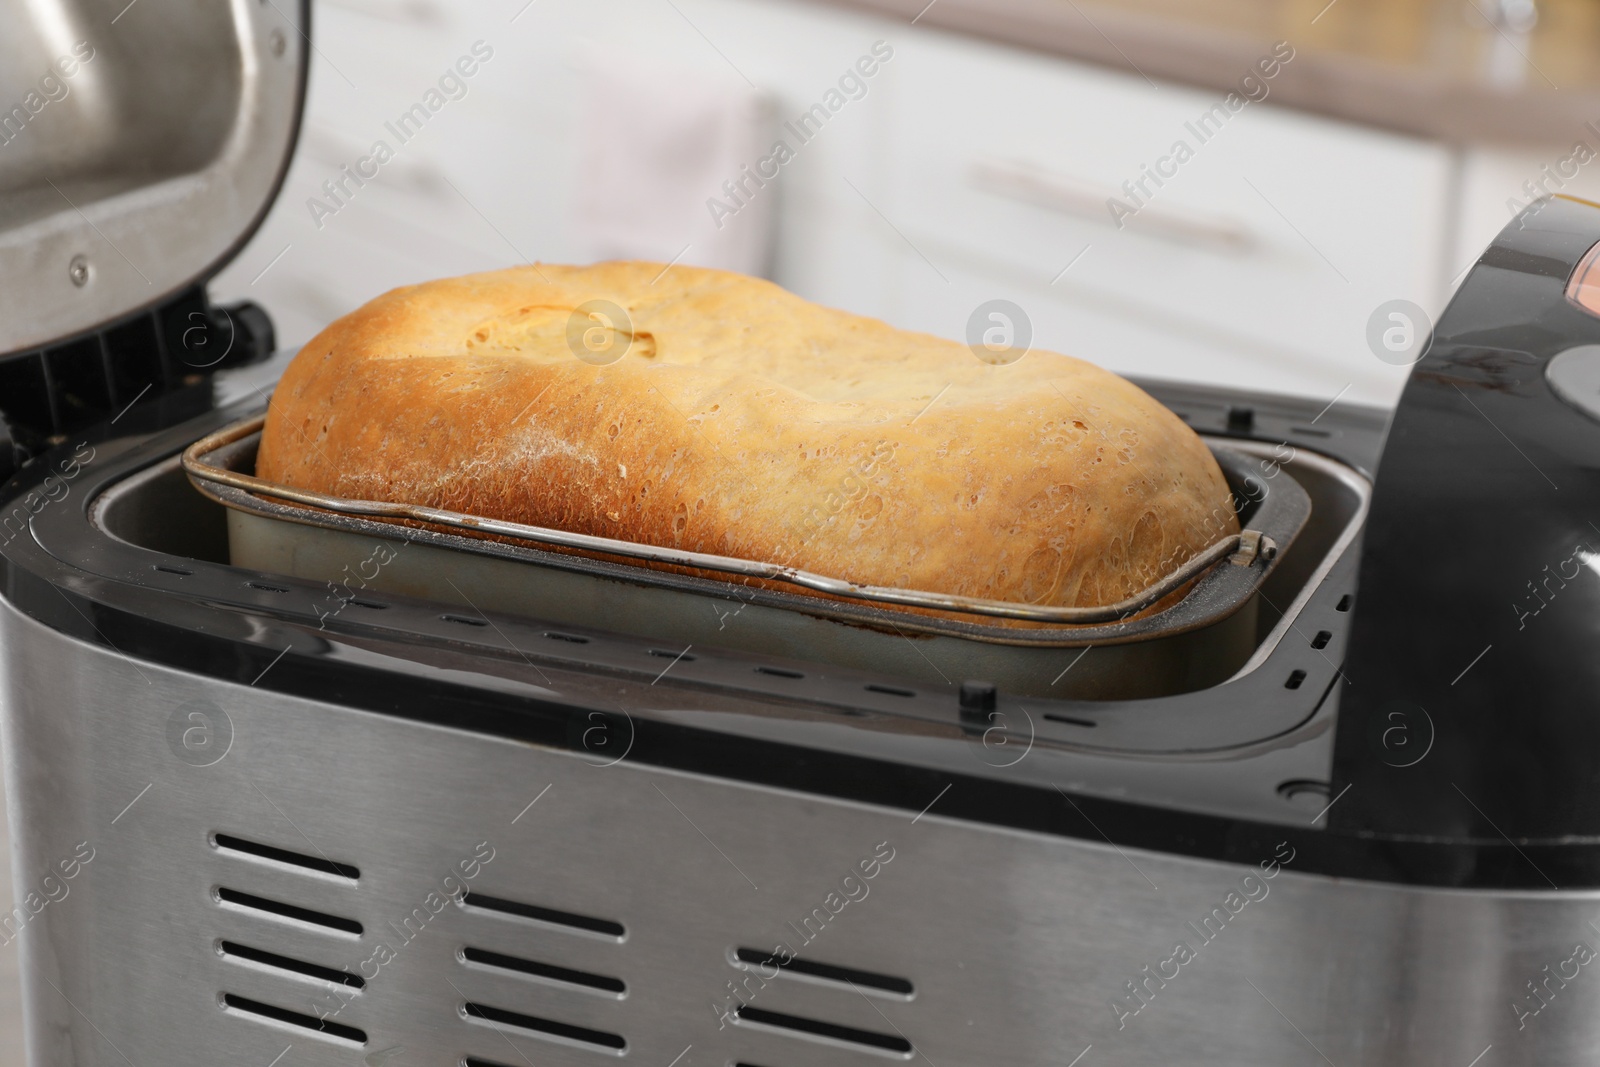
[3,598,1596,1067]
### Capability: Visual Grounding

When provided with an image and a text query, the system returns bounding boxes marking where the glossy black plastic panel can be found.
[1333,196,1600,883]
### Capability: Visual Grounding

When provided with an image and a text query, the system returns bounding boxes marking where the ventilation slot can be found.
[214,833,360,880]
[1284,670,1307,690]
[461,947,625,995]
[460,891,624,938]
[1310,630,1332,650]
[220,941,364,988]
[1291,425,1332,438]
[247,582,290,593]
[545,631,589,644]
[755,666,803,679]
[1336,594,1353,612]
[462,1002,626,1052]
[733,948,913,996]
[221,993,367,1044]
[649,648,695,661]
[154,564,193,576]
[865,684,914,698]
[216,888,363,935]
[735,1006,912,1054]
[442,613,488,627]
[1044,714,1097,728]
[348,599,387,610]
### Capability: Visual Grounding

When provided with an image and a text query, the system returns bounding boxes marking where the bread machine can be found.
[7,2,1600,1065]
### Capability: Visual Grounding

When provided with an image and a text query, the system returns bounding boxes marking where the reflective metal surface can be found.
[183,416,1297,628]
[4,598,1598,1065]
[0,0,306,355]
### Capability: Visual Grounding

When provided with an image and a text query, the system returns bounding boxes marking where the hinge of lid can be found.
[0,286,275,467]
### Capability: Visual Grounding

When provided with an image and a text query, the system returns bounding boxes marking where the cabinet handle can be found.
[969,158,1254,253]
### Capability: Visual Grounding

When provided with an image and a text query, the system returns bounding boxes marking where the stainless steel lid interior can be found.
[0,0,307,357]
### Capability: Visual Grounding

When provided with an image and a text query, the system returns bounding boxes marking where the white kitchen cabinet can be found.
[213,0,907,344]
[213,0,1459,410]
[868,31,1451,407]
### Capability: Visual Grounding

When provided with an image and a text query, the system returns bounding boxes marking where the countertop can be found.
[827,0,1600,146]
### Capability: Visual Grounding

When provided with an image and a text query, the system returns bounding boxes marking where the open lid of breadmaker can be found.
[0,0,308,457]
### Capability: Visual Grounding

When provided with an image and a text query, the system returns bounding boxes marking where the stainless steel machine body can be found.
[4,608,1595,1067]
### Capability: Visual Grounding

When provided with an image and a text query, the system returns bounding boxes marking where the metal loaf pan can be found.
[190,425,1310,699]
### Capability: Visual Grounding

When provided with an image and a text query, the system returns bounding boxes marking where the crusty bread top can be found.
[258,262,1238,610]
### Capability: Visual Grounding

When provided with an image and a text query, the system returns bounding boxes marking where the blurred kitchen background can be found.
[201,0,1600,410]
[6,0,1600,1059]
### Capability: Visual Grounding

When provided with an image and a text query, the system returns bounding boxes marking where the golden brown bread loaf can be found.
[257,263,1237,610]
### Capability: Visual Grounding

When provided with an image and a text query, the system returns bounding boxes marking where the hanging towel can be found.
[572,52,774,276]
